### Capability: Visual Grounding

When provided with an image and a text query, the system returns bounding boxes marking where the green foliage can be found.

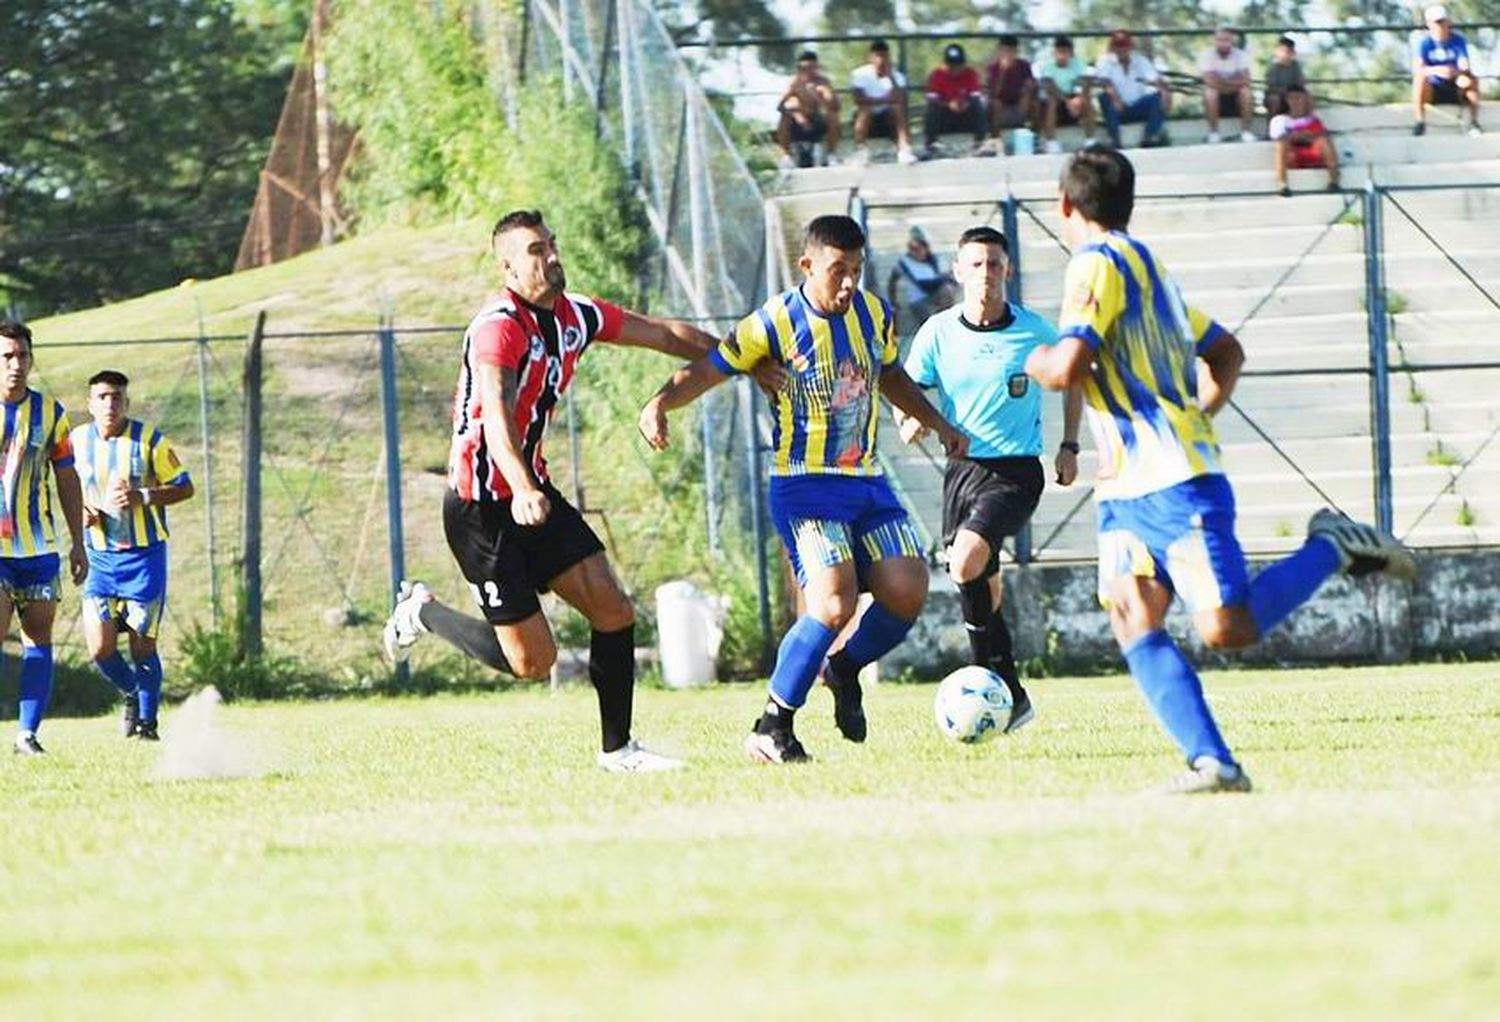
[1426,441,1461,467]
[179,587,308,701]
[327,1,645,301]
[1457,499,1476,527]
[0,1,304,315]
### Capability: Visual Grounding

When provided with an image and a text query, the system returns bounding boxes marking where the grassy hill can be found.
[22,220,752,703]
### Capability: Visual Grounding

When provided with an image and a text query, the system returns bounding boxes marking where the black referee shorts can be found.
[442,485,605,624]
[942,457,1045,576]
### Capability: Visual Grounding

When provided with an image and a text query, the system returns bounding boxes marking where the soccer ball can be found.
[934,666,1013,744]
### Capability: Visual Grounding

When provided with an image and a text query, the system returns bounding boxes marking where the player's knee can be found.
[810,589,859,630]
[1198,610,1256,650]
[947,533,992,583]
[588,595,635,634]
[508,645,557,680]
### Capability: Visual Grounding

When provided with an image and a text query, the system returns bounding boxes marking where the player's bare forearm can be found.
[882,367,968,457]
[478,363,541,497]
[614,310,720,360]
[639,357,730,450]
[55,464,86,543]
[1198,332,1245,416]
[1062,385,1083,443]
[1026,337,1092,391]
[143,480,195,508]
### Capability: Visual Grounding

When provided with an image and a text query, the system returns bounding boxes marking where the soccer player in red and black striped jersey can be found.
[384,209,768,772]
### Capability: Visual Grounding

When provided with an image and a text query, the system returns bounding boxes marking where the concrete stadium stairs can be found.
[768,105,1500,562]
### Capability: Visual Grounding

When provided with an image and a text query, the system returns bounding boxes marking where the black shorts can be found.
[788,112,829,143]
[442,485,604,624]
[942,457,1045,575]
[867,108,899,140]
[1428,78,1463,105]
[1214,90,1243,117]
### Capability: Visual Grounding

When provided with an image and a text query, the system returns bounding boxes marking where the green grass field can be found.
[5,662,1499,1021]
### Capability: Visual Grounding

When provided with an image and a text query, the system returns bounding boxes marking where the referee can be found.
[896,226,1082,732]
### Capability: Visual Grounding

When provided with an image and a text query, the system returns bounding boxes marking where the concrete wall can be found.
[885,549,1500,676]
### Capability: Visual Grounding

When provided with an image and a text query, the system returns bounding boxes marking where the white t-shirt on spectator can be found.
[1096,52,1163,105]
[851,64,908,113]
[1200,46,1250,82]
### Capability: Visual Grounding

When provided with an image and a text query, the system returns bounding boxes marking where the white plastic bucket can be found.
[655,581,724,688]
[1011,127,1036,156]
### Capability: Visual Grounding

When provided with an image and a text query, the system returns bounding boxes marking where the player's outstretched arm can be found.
[612,310,720,360]
[54,463,88,585]
[881,365,968,458]
[1025,337,1092,391]
[476,362,551,525]
[1197,331,1245,416]
[638,357,730,451]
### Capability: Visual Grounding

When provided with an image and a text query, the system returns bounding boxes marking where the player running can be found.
[0,321,88,755]
[72,371,195,741]
[639,214,968,764]
[894,226,1083,734]
[1024,148,1415,793]
[383,209,777,773]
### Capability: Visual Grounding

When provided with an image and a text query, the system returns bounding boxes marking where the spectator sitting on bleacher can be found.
[887,227,958,328]
[1270,86,1339,196]
[1037,35,1095,154]
[777,50,841,168]
[1201,27,1256,143]
[1096,30,1170,149]
[1412,5,1483,137]
[984,34,1037,153]
[924,43,987,157]
[1263,35,1306,118]
[851,39,918,166]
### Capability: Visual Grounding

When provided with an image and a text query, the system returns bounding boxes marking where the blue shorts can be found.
[84,544,169,639]
[1096,475,1250,612]
[770,474,924,587]
[0,554,61,606]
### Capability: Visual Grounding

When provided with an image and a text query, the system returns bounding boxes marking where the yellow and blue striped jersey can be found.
[1057,231,1227,500]
[70,420,191,551]
[0,389,74,558]
[711,285,899,476]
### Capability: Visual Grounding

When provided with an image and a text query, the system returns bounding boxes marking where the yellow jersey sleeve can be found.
[876,297,899,366]
[709,313,771,375]
[1057,249,1125,351]
[152,434,190,485]
[1187,304,1228,355]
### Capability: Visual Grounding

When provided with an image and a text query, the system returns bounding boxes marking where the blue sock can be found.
[18,645,55,735]
[136,653,163,721]
[768,616,839,710]
[94,652,137,696]
[1247,536,1341,638]
[1121,630,1235,766]
[830,601,914,674]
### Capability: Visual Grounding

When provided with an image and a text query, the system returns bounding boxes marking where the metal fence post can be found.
[1003,194,1033,563]
[748,199,780,667]
[195,333,220,629]
[240,311,265,659]
[378,318,409,685]
[1363,184,1394,536]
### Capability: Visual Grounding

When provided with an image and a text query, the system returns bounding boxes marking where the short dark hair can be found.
[797,49,818,63]
[1285,84,1309,97]
[997,33,1020,48]
[492,209,545,244]
[1053,34,1074,50]
[957,226,1009,254]
[0,320,32,351]
[1277,35,1296,50]
[869,39,889,54]
[89,370,129,389]
[1061,146,1135,230]
[803,214,866,254]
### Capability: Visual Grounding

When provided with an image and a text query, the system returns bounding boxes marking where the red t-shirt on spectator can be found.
[926,66,981,104]
[985,59,1034,105]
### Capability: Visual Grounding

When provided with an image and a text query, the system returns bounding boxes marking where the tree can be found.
[0,1,303,316]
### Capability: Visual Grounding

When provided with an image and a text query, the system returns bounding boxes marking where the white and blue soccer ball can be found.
[934,666,1013,744]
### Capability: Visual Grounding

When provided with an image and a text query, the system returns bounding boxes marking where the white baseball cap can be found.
[1424,4,1450,22]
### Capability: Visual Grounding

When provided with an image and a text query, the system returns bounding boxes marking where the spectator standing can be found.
[887,227,958,328]
[851,39,918,165]
[1201,27,1256,143]
[1037,34,1095,153]
[1096,30,1170,149]
[1263,36,1307,118]
[1412,5,1482,136]
[1269,87,1339,196]
[985,34,1038,152]
[924,43,987,156]
[777,50,842,168]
